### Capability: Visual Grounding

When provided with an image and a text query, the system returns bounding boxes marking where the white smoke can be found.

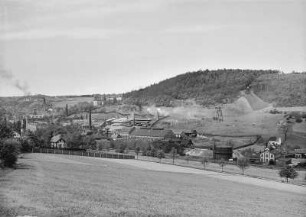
[0,68,31,95]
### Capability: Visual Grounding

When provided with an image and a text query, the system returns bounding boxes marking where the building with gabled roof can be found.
[130,128,175,140]
[50,135,67,149]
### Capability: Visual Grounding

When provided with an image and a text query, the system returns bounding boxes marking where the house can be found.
[260,148,275,163]
[93,100,104,106]
[181,130,197,138]
[294,149,306,158]
[130,128,175,140]
[50,135,67,149]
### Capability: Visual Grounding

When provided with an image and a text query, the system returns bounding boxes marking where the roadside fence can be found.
[33,148,135,159]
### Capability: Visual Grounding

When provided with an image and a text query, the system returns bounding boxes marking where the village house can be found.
[50,135,67,149]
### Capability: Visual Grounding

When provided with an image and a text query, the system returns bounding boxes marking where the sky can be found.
[0,0,305,96]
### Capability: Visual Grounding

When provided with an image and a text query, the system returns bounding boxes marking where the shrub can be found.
[20,139,33,153]
[268,159,275,165]
[295,118,303,123]
[0,139,20,168]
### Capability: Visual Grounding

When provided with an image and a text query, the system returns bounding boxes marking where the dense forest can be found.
[124,69,272,106]
[123,69,306,107]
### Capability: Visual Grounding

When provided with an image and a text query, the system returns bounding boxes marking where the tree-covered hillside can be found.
[124,69,280,106]
[252,72,306,106]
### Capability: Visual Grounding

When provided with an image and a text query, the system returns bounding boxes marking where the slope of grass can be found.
[1,154,305,217]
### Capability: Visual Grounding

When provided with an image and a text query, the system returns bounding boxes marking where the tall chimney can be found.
[89,108,92,130]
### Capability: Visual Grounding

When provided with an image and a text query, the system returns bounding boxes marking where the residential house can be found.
[50,135,67,149]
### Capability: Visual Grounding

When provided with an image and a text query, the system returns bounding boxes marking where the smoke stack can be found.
[89,108,92,130]
[22,118,27,131]
[65,104,69,116]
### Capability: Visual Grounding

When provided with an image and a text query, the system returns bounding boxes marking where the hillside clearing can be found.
[1,154,305,217]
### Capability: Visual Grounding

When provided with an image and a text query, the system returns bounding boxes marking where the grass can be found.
[1,154,306,217]
[139,156,306,186]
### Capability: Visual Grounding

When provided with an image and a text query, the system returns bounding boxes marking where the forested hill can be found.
[123,69,306,107]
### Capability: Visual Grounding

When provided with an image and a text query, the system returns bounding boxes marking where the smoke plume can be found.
[0,68,31,95]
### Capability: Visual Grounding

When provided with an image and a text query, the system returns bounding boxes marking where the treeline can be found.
[124,69,279,106]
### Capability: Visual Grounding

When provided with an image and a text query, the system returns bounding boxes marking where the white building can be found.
[260,149,275,163]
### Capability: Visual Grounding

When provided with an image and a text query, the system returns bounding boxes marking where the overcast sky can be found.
[0,0,305,96]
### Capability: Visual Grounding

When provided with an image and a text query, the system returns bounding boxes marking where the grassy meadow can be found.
[1,154,306,217]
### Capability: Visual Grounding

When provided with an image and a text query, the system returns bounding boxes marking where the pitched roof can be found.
[130,128,174,138]
[50,135,64,143]
[295,149,306,154]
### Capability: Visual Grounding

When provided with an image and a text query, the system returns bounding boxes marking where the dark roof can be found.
[50,135,64,143]
[295,149,306,154]
[130,128,174,138]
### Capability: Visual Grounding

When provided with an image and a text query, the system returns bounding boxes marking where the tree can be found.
[279,166,298,183]
[135,147,140,159]
[0,139,20,168]
[219,158,226,172]
[65,104,69,116]
[185,155,190,164]
[0,123,13,139]
[170,147,177,164]
[237,157,250,175]
[202,156,209,169]
[157,149,165,163]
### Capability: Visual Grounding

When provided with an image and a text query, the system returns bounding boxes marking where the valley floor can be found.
[1,154,305,217]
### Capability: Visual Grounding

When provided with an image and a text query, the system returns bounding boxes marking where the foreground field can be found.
[1,154,306,217]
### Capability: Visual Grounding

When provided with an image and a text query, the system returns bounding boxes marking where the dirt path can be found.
[92,157,306,195]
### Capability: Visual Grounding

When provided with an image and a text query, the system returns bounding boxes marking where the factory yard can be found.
[1,153,306,217]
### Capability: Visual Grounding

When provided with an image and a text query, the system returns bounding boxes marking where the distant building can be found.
[185,148,213,158]
[260,149,275,163]
[213,146,233,160]
[294,149,306,158]
[130,128,175,140]
[267,137,281,150]
[12,131,21,140]
[28,114,45,119]
[50,135,67,149]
